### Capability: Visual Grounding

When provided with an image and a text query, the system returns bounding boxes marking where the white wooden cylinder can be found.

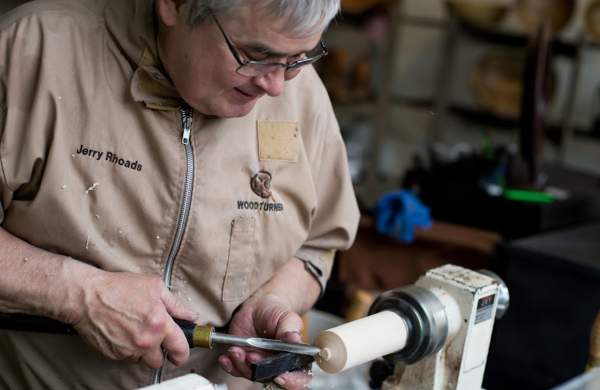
[314,310,408,373]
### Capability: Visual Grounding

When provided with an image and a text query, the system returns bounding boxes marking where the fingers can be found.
[218,354,237,376]
[74,272,199,370]
[274,368,313,390]
[281,330,302,343]
[218,346,271,379]
[162,318,190,366]
[141,348,164,369]
[219,346,313,390]
[227,346,253,378]
[162,288,198,322]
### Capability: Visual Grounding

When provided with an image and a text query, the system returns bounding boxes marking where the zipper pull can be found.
[181,106,192,145]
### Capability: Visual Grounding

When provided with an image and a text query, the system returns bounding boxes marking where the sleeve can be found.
[0,11,45,226]
[294,82,360,293]
[0,29,8,225]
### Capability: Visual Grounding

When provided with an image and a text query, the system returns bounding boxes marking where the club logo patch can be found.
[250,171,272,199]
[237,170,284,212]
[238,170,284,213]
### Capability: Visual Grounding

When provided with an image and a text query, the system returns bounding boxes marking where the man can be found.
[0,0,359,389]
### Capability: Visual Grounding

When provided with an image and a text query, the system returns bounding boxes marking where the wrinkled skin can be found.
[72,271,198,369]
[218,293,312,389]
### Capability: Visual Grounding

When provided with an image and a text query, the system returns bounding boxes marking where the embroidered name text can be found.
[76,144,143,172]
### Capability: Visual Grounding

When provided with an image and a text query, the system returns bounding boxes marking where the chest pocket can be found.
[222,215,256,302]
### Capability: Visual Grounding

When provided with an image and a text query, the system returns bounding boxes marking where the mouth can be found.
[234,88,262,101]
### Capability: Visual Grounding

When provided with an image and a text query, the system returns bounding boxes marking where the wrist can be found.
[258,259,320,313]
[246,291,293,311]
[51,258,103,325]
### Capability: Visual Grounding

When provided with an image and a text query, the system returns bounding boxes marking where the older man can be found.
[0,0,359,389]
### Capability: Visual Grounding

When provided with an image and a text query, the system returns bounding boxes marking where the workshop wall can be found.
[329,0,600,189]
[403,0,599,177]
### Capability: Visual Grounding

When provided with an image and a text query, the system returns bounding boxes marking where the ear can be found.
[155,0,183,27]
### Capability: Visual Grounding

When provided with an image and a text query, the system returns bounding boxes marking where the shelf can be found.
[398,15,449,30]
[397,15,600,58]
[456,21,584,58]
[335,95,600,144]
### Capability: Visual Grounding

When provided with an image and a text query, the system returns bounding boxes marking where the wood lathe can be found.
[315,264,509,389]
[143,264,509,389]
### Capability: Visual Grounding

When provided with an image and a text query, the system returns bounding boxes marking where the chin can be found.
[212,102,257,118]
[188,94,259,118]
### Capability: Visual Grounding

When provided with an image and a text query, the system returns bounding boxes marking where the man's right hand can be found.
[71,271,198,369]
[0,228,197,369]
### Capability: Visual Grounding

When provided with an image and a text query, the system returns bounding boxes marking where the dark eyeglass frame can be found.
[209,10,328,77]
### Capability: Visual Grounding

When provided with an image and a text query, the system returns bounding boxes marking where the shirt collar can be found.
[104,0,182,111]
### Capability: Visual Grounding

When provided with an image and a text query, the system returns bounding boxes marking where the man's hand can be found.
[0,228,197,369]
[218,293,312,389]
[72,271,198,369]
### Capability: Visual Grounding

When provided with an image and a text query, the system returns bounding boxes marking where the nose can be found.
[252,67,286,97]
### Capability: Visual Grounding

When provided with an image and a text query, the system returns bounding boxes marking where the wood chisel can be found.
[0,314,319,381]
[175,319,321,356]
[0,314,320,356]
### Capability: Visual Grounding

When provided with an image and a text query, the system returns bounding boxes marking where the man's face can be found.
[157,4,323,118]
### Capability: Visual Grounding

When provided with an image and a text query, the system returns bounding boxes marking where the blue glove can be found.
[375,190,432,243]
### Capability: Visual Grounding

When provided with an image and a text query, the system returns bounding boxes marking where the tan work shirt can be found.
[0,1,359,389]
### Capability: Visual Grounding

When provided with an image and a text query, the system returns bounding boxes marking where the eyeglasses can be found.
[210,11,328,77]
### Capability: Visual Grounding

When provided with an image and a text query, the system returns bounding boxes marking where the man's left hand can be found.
[217,293,312,390]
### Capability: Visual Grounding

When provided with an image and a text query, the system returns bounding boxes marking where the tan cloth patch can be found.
[321,249,336,276]
[257,121,299,162]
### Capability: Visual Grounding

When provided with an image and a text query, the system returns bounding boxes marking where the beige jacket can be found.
[0,0,359,389]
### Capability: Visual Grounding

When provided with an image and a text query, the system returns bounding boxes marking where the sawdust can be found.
[22,257,29,263]
[85,182,100,194]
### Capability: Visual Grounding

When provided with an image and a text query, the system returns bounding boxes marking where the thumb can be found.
[275,310,303,340]
[161,288,198,322]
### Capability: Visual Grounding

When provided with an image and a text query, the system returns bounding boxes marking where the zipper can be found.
[151,105,195,384]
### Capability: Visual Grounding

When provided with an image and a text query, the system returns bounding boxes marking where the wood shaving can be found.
[85,182,100,194]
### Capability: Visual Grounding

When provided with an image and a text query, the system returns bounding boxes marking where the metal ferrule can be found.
[193,326,214,349]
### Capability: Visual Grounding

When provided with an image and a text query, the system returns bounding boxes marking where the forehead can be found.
[220,5,323,53]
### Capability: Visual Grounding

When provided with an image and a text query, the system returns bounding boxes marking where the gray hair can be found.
[185,0,340,36]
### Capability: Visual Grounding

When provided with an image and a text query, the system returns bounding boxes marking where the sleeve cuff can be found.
[294,247,336,296]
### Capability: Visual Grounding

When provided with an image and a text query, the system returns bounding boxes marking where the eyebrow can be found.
[243,42,292,58]
[243,42,312,59]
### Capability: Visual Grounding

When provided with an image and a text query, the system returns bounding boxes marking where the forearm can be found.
[253,257,321,315]
[0,227,94,324]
